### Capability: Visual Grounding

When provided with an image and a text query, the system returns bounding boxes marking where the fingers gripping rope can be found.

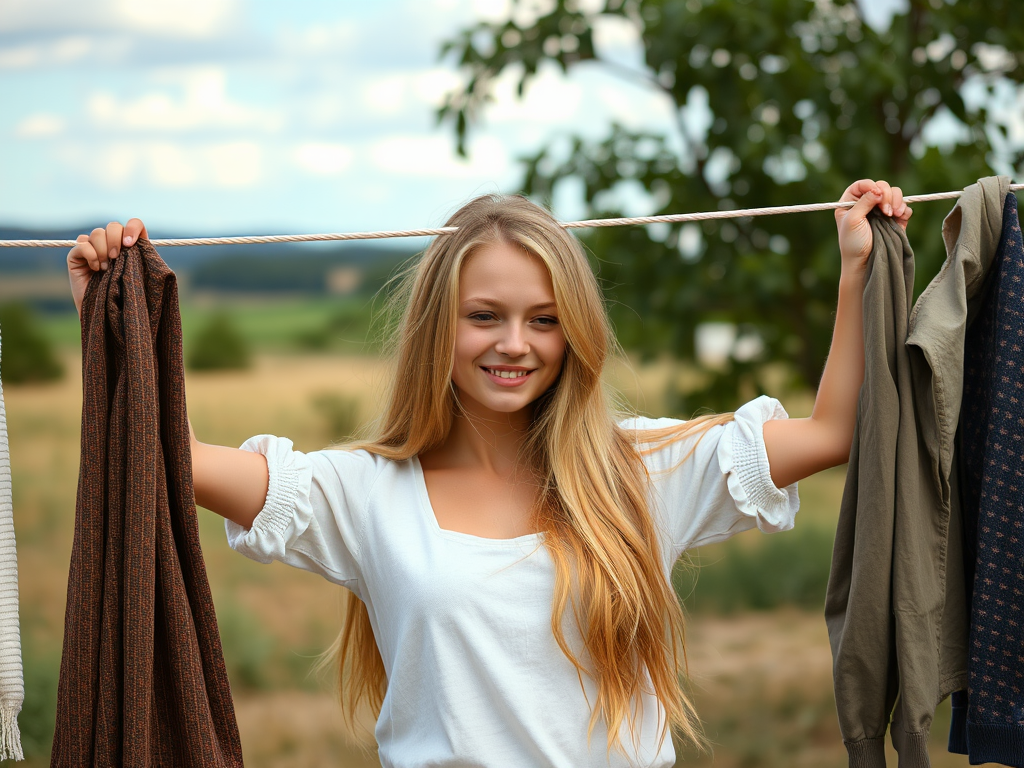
[1,184,1021,249]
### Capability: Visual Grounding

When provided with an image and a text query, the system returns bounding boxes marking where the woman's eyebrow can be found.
[461,298,558,311]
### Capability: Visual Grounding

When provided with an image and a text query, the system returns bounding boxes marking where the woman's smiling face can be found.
[451,240,566,421]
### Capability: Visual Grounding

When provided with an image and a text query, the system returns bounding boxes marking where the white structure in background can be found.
[327,266,362,296]
[695,322,764,368]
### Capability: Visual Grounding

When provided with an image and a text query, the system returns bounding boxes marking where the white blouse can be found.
[226,395,799,768]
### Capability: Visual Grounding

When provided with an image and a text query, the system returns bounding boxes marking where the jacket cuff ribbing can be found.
[845,736,886,768]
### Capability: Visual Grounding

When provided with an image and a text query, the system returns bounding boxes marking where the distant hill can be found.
[189,249,411,295]
[0,224,418,294]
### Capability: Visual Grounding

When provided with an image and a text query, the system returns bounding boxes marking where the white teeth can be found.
[486,368,529,379]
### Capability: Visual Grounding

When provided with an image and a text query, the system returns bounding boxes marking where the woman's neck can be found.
[426,402,533,475]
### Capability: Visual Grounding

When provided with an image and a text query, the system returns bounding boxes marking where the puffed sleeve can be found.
[625,395,799,564]
[224,435,383,597]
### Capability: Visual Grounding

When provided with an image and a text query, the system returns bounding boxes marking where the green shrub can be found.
[0,303,63,384]
[19,645,59,759]
[291,304,377,353]
[293,326,332,351]
[675,525,835,614]
[217,603,275,691]
[186,312,250,371]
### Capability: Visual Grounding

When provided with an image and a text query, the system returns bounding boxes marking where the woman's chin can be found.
[454,387,539,421]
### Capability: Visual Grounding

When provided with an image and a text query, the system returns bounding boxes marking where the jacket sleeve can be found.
[626,395,799,564]
[224,436,381,597]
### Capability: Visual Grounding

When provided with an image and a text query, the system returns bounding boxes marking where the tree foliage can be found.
[0,302,64,384]
[439,0,1023,412]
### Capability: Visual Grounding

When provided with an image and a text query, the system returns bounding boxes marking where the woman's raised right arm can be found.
[69,219,270,530]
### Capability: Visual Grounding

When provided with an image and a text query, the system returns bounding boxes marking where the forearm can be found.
[810,270,865,454]
[763,178,907,488]
[763,271,864,487]
[191,438,269,530]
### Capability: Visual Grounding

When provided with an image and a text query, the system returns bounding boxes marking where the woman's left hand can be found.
[835,179,912,278]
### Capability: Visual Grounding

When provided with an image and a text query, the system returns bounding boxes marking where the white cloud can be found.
[593,15,641,52]
[0,0,95,32]
[919,105,971,152]
[368,134,509,178]
[358,68,462,117]
[412,68,462,107]
[299,94,350,130]
[509,0,555,28]
[0,0,240,73]
[363,74,408,117]
[61,139,263,189]
[279,20,359,56]
[594,79,671,131]
[293,143,354,176]
[147,143,199,187]
[208,142,261,186]
[0,0,689,233]
[15,114,66,138]
[592,16,644,70]
[855,0,907,32]
[87,68,284,134]
[0,0,237,38]
[112,0,237,38]
[0,46,38,69]
[485,64,583,124]
[52,35,93,60]
[0,35,105,69]
[471,0,512,23]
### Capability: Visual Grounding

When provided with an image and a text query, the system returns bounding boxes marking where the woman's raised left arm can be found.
[761,179,911,488]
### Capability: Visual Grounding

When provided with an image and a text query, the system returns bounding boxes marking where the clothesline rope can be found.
[2,183,1021,249]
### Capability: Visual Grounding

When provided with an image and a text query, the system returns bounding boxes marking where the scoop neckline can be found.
[411,456,544,547]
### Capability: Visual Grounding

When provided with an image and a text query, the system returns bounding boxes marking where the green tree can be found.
[0,302,64,384]
[439,0,1023,412]
[186,312,251,371]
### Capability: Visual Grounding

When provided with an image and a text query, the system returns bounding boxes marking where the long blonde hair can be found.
[327,194,731,753]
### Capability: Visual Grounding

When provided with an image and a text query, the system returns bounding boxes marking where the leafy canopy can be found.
[439,0,1023,412]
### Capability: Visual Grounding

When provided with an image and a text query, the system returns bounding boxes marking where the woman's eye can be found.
[469,312,495,321]
[534,316,559,326]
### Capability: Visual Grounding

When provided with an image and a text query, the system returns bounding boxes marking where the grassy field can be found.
[37,295,383,354]
[6,344,970,767]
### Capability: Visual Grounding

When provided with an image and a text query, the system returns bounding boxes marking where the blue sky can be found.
[0,0,686,236]
[4,0,999,239]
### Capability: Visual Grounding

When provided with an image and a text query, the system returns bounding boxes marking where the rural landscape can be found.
[5,0,1021,764]
[4,246,961,765]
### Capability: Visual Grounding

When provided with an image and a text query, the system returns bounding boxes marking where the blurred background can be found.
[2,0,1022,765]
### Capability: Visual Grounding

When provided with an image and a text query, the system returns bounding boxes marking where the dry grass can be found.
[7,351,968,767]
[678,610,966,768]
[233,691,379,768]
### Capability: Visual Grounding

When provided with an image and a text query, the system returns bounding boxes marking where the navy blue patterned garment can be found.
[949,192,1024,766]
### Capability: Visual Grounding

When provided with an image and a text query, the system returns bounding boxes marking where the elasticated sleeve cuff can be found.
[225,434,314,564]
[717,395,800,532]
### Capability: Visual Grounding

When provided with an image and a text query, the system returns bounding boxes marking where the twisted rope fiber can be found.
[2,184,1021,249]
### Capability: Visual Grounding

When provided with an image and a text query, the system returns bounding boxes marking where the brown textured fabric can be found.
[52,240,243,767]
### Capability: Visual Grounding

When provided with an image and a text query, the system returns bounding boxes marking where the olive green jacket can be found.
[825,176,1011,768]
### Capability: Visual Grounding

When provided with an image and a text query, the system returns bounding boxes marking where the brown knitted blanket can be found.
[52,240,243,766]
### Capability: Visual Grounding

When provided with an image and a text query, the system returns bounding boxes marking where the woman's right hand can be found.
[67,218,149,318]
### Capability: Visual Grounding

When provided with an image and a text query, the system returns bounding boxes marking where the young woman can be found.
[67,180,909,767]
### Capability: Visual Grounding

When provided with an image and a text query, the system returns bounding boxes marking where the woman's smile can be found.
[480,365,536,386]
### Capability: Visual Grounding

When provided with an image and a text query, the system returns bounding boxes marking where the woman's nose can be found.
[495,323,529,357]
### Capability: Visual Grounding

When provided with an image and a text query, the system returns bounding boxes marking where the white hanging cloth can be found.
[0,329,24,761]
